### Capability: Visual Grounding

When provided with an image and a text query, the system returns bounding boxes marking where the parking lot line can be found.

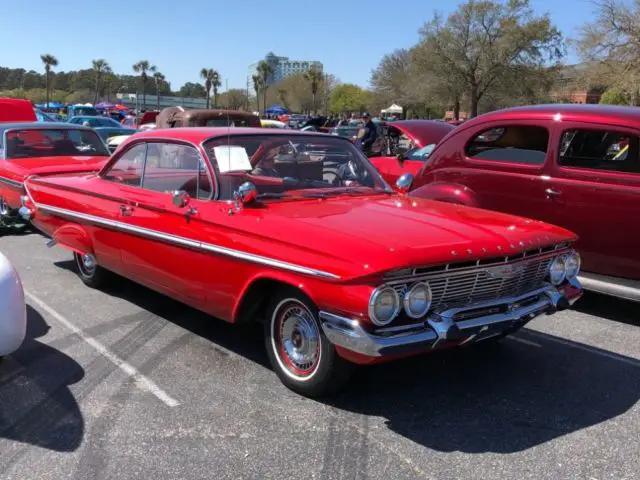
[24,290,181,407]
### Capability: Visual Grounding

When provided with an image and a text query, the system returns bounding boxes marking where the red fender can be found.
[52,223,94,256]
[410,182,480,208]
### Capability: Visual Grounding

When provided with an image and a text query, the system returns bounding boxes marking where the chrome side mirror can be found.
[233,181,258,209]
[172,190,190,208]
[395,173,414,193]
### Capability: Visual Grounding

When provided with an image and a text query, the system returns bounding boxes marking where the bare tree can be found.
[153,71,165,110]
[92,59,109,104]
[132,60,156,109]
[303,67,322,114]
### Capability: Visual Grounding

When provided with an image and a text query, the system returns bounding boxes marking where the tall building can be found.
[248,52,323,86]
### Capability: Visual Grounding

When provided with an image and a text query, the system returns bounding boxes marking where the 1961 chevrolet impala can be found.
[22,128,582,396]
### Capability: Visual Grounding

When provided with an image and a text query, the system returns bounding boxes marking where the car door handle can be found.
[119,204,134,216]
[545,188,562,198]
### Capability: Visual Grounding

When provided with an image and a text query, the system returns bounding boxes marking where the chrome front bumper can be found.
[319,283,579,358]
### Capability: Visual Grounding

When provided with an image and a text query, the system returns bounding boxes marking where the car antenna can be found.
[226,79,231,153]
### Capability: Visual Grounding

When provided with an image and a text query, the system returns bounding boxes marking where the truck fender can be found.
[52,223,94,256]
[410,182,479,208]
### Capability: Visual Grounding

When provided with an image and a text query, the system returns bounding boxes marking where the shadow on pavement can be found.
[0,305,84,453]
[53,259,640,454]
[572,291,640,326]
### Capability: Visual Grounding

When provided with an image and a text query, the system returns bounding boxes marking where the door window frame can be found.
[100,138,218,200]
[461,120,552,173]
[552,121,640,181]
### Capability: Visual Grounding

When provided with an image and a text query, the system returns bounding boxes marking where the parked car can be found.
[409,104,640,301]
[0,98,37,123]
[122,111,159,129]
[0,123,110,228]
[22,128,582,396]
[155,107,261,129]
[369,120,455,183]
[68,115,137,142]
[0,252,26,361]
[260,119,288,129]
[67,105,99,118]
[34,109,61,123]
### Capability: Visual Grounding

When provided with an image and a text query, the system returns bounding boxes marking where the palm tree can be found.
[40,54,58,108]
[252,74,262,113]
[132,60,156,109]
[153,71,165,111]
[304,67,323,115]
[103,66,113,102]
[257,61,273,115]
[92,59,110,104]
[200,68,222,108]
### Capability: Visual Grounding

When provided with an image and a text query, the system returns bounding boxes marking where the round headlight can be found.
[565,251,581,279]
[549,256,567,285]
[369,286,400,326]
[403,282,432,319]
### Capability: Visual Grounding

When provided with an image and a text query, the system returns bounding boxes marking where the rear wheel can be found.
[74,252,110,289]
[264,287,354,397]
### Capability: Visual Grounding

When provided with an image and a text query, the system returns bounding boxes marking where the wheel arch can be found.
[52,223,95,256]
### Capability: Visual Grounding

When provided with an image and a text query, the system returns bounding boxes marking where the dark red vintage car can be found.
[370,120,455,183]
[22,128,581,396]
[0,123,110,229]
[409,104,640,301]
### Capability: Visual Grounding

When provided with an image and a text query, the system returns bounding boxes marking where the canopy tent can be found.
[114,104,129,111]
[381,104,403,114]
[265,103,289,115]
[95,101,115,109]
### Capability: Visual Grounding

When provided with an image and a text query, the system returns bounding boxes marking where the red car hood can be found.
[390,121,455,147]
[10,156,109,178]
[253,194,576,279]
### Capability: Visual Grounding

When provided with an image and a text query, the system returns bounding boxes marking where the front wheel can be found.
[74,252,111,289]
[264,288,354,397]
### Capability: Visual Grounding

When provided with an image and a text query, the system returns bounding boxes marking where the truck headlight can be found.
[564,251,581,279]
[369,286,400,326]
[549,256,566,285]
[403,282,432,318]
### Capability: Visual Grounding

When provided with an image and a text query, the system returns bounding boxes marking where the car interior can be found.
[466,126,549,165]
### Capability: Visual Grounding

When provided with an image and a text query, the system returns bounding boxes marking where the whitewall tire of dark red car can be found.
[265,287,354,397]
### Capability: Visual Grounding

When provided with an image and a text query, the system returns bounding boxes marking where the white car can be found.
[0,252,26,360]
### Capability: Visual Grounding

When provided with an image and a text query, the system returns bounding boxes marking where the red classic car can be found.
[0,123,110,229]
[370,120,455,183]
[409,104,640,301]
[0,98,37,123]
[22,128,582,396]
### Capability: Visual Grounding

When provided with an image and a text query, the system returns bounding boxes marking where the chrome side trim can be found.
[0,176,23,189]
[35,203,341,280]
[578,272,640,302]
[319,284,570,357]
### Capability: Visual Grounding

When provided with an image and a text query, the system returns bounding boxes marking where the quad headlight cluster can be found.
[369,282,433,326]
[548,251,581,285]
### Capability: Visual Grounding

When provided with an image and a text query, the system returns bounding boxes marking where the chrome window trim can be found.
[0,176,23,189]
[32,202,340,280]
[2,126,110,158]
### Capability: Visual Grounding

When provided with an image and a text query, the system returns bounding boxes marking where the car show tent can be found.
[381,104,403,114]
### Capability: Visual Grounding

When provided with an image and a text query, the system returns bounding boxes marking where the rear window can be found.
[5,128,109,158]
[205,118,253,127]
[559,128,640,174]
[465,125,549,165]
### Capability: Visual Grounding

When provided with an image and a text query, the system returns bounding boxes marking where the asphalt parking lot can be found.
[0,232,639,480]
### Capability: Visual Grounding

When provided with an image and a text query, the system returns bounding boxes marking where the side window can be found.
[465,126,549,165]
[142,143,212,199]
[559,129,640,174]
[102,143,146,186]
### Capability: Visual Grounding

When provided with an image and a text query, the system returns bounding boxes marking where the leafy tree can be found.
[200,68,220,108]
[132,60,156,109]
[416,0,564,117]
[179,82,206,98]
[103,66,114,102]
[600,87,629,105]
[276,88,288,109]
[329,84,369,114]
[303,67,323,114]
[217,88,249,110]
[40,54,58,107]
[153,71,166,110]
[91,59,109,104]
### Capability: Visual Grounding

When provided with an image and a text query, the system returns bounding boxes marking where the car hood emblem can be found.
[486,263,524,279]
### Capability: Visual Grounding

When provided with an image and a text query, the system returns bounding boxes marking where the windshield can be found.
[72,107,98,116]
[72,117,121,128]
[406,144,436,161]
[4,128,110,159]
[202,134,392,200]
[332,127,359,138]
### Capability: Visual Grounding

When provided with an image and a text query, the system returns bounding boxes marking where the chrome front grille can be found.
[387,247,567,311]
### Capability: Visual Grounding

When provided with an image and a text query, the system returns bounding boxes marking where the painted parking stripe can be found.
[25,290,180,407]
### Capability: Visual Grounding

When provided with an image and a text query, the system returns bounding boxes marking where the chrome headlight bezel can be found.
[564,251,581,279]
[549,256,567,285]
[403,282,432,319]
[368,286,400,326]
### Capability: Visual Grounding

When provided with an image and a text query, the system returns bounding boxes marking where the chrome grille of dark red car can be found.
[386,246,568,311]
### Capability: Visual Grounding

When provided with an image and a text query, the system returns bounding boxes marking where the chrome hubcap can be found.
[278,304,320,374]
[0,197,9,216]
[77,253,96,275]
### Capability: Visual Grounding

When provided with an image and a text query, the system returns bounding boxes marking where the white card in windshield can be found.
[214,145,252,172]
